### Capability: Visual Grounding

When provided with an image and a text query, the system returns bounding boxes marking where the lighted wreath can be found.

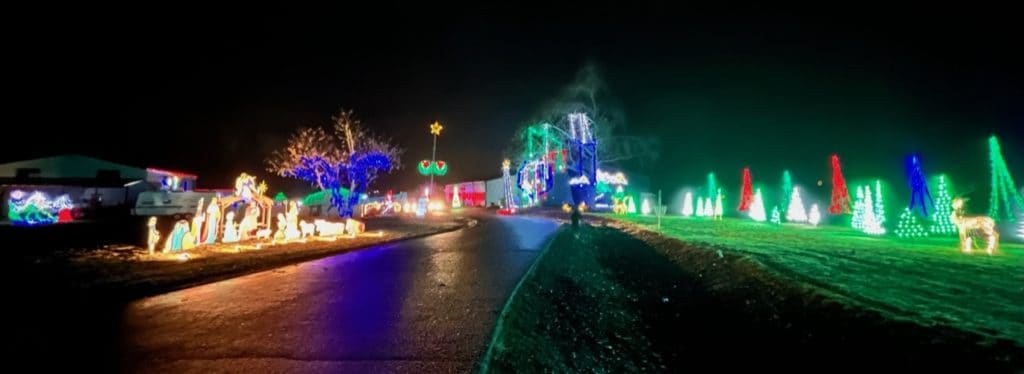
[417,160,448,176]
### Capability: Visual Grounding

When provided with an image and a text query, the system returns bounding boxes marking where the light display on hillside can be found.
[861,187,885,235]
[682,192,694,217]
[952,198,999,254]
[780,170,793,215]
[874,180,887,227]
[852,186,866,230]
[749,189,766,222]
[906,155,934,216]
[808,204,821,227]
[829,154,852,214]
[785,187,807,222]
[930,175,957,235]
[713,189,724,220]
[987,136,1023,222]
[706,173,717,202]
[737,168,753,212]
[1018,215,1024,239]
[895,208,928,239]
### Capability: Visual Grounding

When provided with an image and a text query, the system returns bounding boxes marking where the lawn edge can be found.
[478,224,567,373]
[596,214,1024,350]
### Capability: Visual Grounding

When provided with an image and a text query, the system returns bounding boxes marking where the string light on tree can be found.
[808,204,821,227]
[785,187,807,222]
[748,188,767,222]
[874,180,887,227]
[895,207,928,238]
[987,136,1023,222]
[1018,214,1024,239]
[930,175,957,235]
[780,170,793,215]
[713,189,724,220]
[770,206,782,225]
[852,186,866,230]
[737,167,753,212]
[707,173,717,203]
[682,192,694,217]
[829,154,852,214]
[862,187,885,235]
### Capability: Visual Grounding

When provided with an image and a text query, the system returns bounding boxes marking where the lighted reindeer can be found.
[950,198,999,255]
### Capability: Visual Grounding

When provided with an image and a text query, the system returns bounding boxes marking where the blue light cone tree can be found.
[906,154,934,216]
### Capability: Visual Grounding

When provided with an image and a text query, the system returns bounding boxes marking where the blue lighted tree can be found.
[905,154,933,216]
[267,109,403,217]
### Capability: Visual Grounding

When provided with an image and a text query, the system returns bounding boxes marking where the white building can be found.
[0,154,198,213]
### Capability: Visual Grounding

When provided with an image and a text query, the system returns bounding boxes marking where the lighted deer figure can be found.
[950,198,999,254]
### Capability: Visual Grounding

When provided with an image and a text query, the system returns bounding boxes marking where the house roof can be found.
[0,154,149,179]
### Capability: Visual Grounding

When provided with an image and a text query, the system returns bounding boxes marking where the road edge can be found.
[477,224,567,373]
[115,217,477,300]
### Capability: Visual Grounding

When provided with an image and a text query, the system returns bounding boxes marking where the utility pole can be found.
[429,121,443,197]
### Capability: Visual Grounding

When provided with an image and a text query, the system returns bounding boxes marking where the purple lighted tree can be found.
[266,109,403,217]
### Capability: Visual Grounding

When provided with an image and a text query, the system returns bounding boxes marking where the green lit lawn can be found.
[603,214,1024,345]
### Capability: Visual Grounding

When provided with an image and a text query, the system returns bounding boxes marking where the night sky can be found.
[7,5,1021,207]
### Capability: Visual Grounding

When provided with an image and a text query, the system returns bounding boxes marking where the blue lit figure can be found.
[906,154,934,216]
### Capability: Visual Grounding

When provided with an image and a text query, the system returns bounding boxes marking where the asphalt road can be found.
[111,213,559,372]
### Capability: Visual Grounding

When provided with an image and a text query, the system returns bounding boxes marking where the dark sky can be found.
[6,5,1022,206]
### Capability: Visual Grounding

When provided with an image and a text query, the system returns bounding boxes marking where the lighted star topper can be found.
[430,121,443,136]
[502,159,511,170]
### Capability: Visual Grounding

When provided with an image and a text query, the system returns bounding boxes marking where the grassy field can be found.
[604,214,1024,346]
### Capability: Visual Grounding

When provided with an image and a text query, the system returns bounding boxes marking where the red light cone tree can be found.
[737,167,753,212]
[829,154,852,214]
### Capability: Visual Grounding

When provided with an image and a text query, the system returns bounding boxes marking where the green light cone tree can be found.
[987,136,1023,222]
[929,175,957,235]
[707,172,718,203]
[895,208,928,238]
[780,170,793,215]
